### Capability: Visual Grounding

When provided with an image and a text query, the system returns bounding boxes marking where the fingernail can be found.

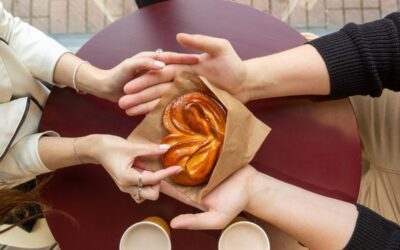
[154,60,166,68]
[174,166,183,173]
[159,144,170,150]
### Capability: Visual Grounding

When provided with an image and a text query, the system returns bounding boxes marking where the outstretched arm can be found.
[171,166,400,250]
[121,12,400,115]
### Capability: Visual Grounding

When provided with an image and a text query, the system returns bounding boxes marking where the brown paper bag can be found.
[128,72,271,202]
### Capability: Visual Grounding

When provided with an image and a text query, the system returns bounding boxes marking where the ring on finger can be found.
[136,173,143,199]
[155,48,164,60]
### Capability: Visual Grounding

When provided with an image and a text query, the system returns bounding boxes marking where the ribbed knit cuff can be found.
[307,14,400,98]
[344,204,400,250]
[307,30,369,98]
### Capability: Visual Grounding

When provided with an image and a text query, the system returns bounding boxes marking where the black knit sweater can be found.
[308,12,400,98]
[308,12,400,250]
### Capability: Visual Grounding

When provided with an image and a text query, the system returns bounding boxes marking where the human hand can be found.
[120,34,249,116]
[96,51,198,103]
[79,134,182,203]
[170,165,258,230]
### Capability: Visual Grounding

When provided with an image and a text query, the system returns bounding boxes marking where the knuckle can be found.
[219,39,230,47]
[118,97,128,109]
[141,57,153,67]
[117,176,131,186]
[136,92,146,104]
[117,185,126,192]
[147,191,159,201]
[133,52,146,58]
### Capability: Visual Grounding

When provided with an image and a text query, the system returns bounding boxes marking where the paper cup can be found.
[219,221,270,250]
[120,217,171,250]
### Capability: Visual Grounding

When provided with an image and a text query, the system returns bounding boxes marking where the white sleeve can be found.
[0,2,69,84]
[0,131,59,181]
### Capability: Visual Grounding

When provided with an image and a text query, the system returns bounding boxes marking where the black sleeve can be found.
[344,204,400,250]
[135,0,166,8]
[307,12,400,98]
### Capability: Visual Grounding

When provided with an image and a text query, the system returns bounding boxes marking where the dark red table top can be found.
[39,1,361,249]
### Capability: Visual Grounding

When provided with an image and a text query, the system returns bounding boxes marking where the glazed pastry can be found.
[162,92,226,186]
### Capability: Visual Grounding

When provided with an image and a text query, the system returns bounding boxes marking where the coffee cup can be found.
[120,217,171,250]
[219,219,270,250]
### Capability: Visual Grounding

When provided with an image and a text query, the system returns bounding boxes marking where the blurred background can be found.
[2,0,399,52]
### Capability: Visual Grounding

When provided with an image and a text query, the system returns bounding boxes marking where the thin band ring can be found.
[136,173,143,199]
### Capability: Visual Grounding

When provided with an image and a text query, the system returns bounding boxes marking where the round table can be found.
[39,1,361,249]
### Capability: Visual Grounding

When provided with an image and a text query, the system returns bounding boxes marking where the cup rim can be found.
[120,221,172,250]
[218,221,270,250]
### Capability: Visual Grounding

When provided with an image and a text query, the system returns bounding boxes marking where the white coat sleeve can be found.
[0,2,69,85]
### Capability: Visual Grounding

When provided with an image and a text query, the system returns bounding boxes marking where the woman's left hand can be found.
[78,134,183,203]
[94,51,199,103]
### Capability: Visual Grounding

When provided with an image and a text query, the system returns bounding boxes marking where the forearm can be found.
[243,12,400,100]
[53,53,107,96]
[307,12,400,97]
[245,172,357,250]
[38,135,98,171]
[243,44,330,101]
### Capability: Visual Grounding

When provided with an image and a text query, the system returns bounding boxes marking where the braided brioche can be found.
[162,92,226,186]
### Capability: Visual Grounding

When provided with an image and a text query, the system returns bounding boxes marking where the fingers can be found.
[123,56,166,73]
[171,211,228,230]
[119,82,171,110]
[140,166,182,185]
[123,65,178,94]
[118,166,182,187]
[124,98,161,116]
[129,184,161,202]
[133,143,171,157]
[158,52,199,65]
[176,33,230,56]
[118,167,182,202]
[133,51,199,65]
[131,193,145,204]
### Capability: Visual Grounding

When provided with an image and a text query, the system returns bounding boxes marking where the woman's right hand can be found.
[77,134,182,203]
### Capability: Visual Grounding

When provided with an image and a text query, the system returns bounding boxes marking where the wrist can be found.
[230,61,251,103]
[244,171,278,217]
[76,63,108,96]
[243,58,278,101]
[75,134,103,164]
[242,59,265,102]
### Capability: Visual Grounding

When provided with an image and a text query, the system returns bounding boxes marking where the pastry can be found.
[162,92,226,186]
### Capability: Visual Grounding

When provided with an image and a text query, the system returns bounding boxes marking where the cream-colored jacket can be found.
[0,2,68,189]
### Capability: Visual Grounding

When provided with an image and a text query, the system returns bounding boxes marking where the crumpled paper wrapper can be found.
[128,72,271,203]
